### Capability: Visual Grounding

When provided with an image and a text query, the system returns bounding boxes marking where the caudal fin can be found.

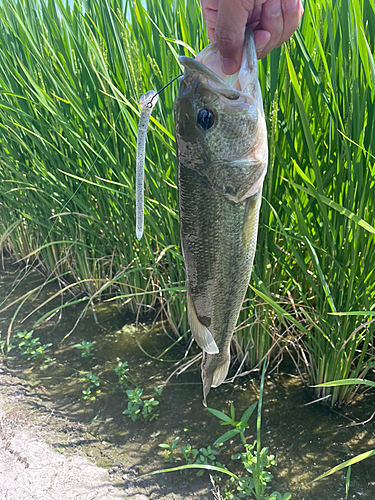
[187,291,219,355]
[211,357,230,387]
[202,352,230,406]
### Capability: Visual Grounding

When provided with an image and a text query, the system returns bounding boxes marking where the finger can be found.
[215,0,258,74]
[247,4,262,30]
[207,26,216,42]
[245,4,270,56]
[201,0,219,42]
[257,0,284,59]
[253,30,271,57]
[200,0,218,15]
[200,0,219,41]
[276,0,304,47]
[203,7,218,26]
[201,0,218,9]
[202,7,218,42]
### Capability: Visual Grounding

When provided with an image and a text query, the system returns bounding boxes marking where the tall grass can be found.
[0,0,374,406]
[254,0,375,405]
[0,0,193,329]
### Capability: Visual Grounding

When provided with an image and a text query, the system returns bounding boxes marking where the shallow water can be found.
[1,260,375,499]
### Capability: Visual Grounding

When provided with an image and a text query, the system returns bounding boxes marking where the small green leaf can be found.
[314,379,375,389]
[230,403,235,421]
[345,465,351,500]
[240,402,257,424]
[171,437,180,448]
[213,429,240,446]
[313,449,375,483]
[206,408,232,423]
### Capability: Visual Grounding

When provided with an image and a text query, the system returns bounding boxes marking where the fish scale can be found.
[175,30,268,405]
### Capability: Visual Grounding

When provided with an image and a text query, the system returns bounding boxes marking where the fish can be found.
[174,30,268,405]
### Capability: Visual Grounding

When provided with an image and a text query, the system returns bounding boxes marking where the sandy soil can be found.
[0,365,213,500]
[0,367,131,499]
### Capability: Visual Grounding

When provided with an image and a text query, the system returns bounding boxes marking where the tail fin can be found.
[187,290,219,355]
[202,352,230,406]
[211,357,230,388]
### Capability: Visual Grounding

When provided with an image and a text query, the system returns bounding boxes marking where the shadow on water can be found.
[1,259,375,499]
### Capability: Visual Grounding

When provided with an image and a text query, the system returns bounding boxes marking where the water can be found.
[1,259,375,499]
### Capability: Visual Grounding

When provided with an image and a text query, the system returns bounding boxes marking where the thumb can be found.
[215,0,255,74]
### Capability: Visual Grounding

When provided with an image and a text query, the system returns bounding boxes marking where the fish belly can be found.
[179,163,261,369]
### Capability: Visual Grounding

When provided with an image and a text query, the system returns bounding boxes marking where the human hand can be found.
[200,0,304,74]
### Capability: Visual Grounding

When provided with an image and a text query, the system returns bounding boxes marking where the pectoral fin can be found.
[187,290,219,355]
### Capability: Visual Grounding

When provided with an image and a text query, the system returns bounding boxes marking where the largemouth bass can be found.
[175,30,268,405]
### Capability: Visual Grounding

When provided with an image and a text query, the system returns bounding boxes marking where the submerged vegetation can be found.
[0,0,374,407]
[154,361,292,500]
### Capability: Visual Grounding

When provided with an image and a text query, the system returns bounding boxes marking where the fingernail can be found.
[283,0,298,13]
[256,38,268,55]
[221,57,239,75]
[254,32,271,57]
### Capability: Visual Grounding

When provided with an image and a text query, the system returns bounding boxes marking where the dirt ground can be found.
[0,365,214,500]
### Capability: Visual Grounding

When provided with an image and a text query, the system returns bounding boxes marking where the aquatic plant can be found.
[237,0,375,405]
[154,360,291,499]
[0,0,374,406]
[159,437,224,476]
[0,0,189,329]
[113,359,130,385]
[74,340,94,358]
[123,386,162,421]
[82,371,101,400]
[10,330,53,363]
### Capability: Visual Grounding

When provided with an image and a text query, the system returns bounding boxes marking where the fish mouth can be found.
[179,29,258,100]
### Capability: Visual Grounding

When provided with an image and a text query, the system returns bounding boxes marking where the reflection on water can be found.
[1,259,375,499]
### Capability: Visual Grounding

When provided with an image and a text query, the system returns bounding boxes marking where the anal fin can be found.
[187,291,219,355]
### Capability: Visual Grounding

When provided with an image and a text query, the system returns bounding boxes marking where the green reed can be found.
[0,0,374,406]
[254,0,375,405]
[0,0,190,328]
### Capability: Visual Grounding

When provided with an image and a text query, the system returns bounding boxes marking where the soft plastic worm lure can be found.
[135,74,181,241]
[135,90,158,241]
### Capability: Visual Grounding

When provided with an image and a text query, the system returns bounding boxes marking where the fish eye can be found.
[197,109,215,130]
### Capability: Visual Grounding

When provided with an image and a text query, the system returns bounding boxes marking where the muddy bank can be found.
[1,261,375,500]
[0,374,124,500]
[0,365,212,499]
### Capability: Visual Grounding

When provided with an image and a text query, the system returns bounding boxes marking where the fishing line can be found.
[146,74,182,108]
[2,70,181,329]
[135,73,182,241]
